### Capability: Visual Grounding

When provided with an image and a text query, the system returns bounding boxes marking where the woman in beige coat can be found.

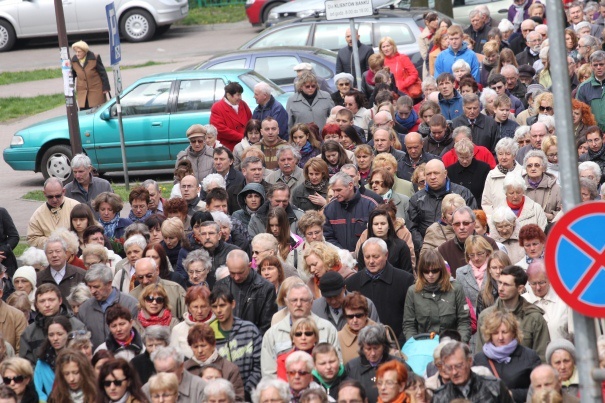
[522,150,562,224]
[497,172,547,232]
[71,40,110,110]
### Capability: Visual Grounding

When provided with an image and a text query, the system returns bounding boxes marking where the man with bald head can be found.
[372,123,405,159]
[408,159,477,250]
[27,177,80,248]
[398,132,438,181]
[215,249,277,334]
[528,365,580,403]
[516,122,547,164]
[179,175,204,219]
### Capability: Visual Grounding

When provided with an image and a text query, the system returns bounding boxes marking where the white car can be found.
[0,0,189,52]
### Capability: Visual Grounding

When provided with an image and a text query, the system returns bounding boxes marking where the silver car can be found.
[0,0,189,52]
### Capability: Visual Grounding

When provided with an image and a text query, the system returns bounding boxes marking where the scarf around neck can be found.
[300,141,314,157]
[395,108,418,130]
[513,1,528,31]
[305,179,327,193]
[193,349,219,366]
[101,213,121,239]
[128,209,152,223]
[138,308,173,328]
[507,196,525,216]
[470,261,487,286]
[497,162,516,175]
[483,339,518,363]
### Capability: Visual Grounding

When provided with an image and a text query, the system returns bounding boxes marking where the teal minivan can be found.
[3,69,288,181]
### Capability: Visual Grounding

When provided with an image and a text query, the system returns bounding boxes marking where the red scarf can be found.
[189,311,213,323]
[366,69,376,86]
[313,264,341,286]
[377,392,411,403]
[507,196,525,217]
[138,309,173,328]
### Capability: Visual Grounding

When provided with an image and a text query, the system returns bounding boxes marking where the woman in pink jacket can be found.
[378,36,420,98]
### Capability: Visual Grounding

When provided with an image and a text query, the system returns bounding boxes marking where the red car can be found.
[246,0,288,26]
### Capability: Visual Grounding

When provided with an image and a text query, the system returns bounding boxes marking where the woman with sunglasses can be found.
[96,305,144,362]
[456,236,494,315]
[287,72,334,130]
[33,316,72,402]
[133,284,179,335]
[338,292,376,364]
[98,358,148,403]
[526,92,554,126]
[0,357,38,403]
[403,249,471,344]
[184,322,244,401]
[276,318,320,380]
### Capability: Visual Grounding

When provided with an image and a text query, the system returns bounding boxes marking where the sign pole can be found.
[106,2,129,191]
[349,19,362,90]
[544,0,602,400]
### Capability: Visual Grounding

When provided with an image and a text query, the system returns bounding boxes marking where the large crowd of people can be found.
[3,0,605,402]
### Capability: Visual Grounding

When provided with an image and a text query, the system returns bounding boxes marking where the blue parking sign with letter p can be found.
[105,2,121,65]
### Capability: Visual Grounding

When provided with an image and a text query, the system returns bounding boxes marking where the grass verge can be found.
[179,4,246,25]
[23,182,173,202]
[0,94,65,123]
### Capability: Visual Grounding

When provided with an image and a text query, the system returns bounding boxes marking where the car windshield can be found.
[238,72,284,97]
[314,49,337,64]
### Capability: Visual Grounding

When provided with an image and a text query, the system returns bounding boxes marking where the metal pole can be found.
[349,19,362,90]
[544,0,602,401]
[115,93,130,192]
[54,0,82,157]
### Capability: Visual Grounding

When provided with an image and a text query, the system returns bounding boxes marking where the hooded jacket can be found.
[434,43,481,82]
[248,201,304,238]
[477,297,551,363]
[233,183,266,228]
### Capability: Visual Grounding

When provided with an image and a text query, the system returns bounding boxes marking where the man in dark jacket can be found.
[336,28,374,86]
[408,159,477,250]
[398,131,439,181]
[345,238,414,339]
[64,153,113,205]
[464,10,491,55]
[38,236,86,300]
[372,127,405,165]
[488,74,525,116]
[515,31,542,66]
[199,147,246,214]
[214,250,277,335]
[20,283,86,365]
[324,172,378,252]
[452,93,500,153]
[432,342,514,403]
[501,65,528,107]
[252,82,289,140]
[579,127,605,184]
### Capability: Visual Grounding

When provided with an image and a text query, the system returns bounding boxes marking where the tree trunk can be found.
[411,0,428,7]
[435,0,453,18]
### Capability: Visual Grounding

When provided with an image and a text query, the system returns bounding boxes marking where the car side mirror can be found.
[100,109,111,120]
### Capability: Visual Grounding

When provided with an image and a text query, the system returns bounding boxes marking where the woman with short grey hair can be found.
[522,150,562,223]
[252,378,292,403]
[131,325,171,384]
[287,72,335,131]
[580,177,599,202]
[489,206,524,263]
[498,172,547,231]
[66,283,92,315]
[202,174,226,193]
[481,137,523,220]
[202,378,236,403]
[182,249,211,288]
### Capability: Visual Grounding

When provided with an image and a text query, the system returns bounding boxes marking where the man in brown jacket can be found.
[0,280,27,354]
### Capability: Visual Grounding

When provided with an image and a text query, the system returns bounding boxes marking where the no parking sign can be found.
[545,202,605,318]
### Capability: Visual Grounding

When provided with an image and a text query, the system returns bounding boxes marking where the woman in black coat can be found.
[0,207,19,278]
[474,310,541,403]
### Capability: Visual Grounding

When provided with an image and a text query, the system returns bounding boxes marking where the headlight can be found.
[297,9,320,18]
[10,136,23,146]
[268,11,279,19]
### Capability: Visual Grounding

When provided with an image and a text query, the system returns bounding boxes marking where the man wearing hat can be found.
[293,63,331,92]
[176,124,215,183]
[311,272,380,331]
[336,28,374,87]
[518,65,536,87]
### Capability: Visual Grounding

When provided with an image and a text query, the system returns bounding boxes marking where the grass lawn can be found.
[0,94,65,123]
[179,4,246,25]
[23,182,173,203]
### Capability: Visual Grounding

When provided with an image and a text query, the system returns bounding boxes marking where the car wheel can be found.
[262,2,284,24]
[41,145,73,182]
[0,20,16,52]
[120,9,156,42]
[155,24,172,37]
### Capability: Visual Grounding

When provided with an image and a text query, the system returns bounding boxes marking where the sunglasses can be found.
[538,106,553,112]
[422,268,441,275]
[287,370,310,377]
[103,379,128,387]
[189,138,204,144]
[345,313,366,319]
[370,180,384,186]
[45,194,62,199]
[3,376,24,385]
[144,296,165,304]
[294,331,315,337]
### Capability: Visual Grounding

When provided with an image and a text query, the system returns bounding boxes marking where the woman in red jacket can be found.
[210,82,252,151]
[378,36,420,98]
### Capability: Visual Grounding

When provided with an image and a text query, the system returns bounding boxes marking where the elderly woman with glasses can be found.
[403,249,470,343]
[482,138,523,219]
[252,378,292,403]
[148,372,179,403]
[489,206,525,264]
[526,92,554,126]
[130,325,171,384]
[287,72,335,130]
[522,150,562,223]
[497,172,547,232]
[332,73,354,107]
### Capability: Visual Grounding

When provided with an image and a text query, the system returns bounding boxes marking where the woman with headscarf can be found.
[332,73,355,107]
[12,266,36,311]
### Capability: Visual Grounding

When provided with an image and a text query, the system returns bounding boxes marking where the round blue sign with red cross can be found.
[545,202,605,318]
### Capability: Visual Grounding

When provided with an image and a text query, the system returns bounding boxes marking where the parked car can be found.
[189,46,337,93]
[3,70,287,180]
[239,10,447,76]
[0,0,189,52]
[397,0,509,25]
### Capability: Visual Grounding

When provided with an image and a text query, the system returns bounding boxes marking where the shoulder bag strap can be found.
[487,358,501,379]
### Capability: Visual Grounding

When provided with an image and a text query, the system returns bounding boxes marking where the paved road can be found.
[0,20,261,237]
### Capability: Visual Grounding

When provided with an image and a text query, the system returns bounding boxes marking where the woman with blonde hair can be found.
[403,249,470,343]
[480,41,500,86]
[0,357,38,403]
[148,372,178,403]
[303,242,344,298]
[276,318,319,380]
[476,251,511,316]
[456,235,494,312]
[354,144,374,185]
[371,153,413,197]
[379,36,420,97]
[134,284,179,335]
[71,40,110,110]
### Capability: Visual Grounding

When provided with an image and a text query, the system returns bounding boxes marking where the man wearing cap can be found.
[293,63,331,92]
[176,124,214,183]
[336,28,374,86]
[311,272,380,331]
[518,65,536,87]
[252,82,289,141]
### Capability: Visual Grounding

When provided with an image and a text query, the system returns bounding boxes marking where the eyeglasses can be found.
[252,249,271,255]
[345,313,366,319]
[452,221,473,227]
[294,331,315,337]
[45,194,62,199]
[287,370,310,377]
[490,84,504,91]
[103,378,128,387]
[3,376,24,385]
[467,251,486,259]
[338,82,351,87]
[422,268,441,275]
[443,362,466,373]
[303,84,317,89]
[187,269,207,276]
[539,106,553,112]
[546,153,558,158]
[529,280,548,287]
[592,62,605,67]
[526,163,542,168]
[144,296,166,304]
[370,180,384,186]
[189,138,205,144]
[376,380,398,387]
